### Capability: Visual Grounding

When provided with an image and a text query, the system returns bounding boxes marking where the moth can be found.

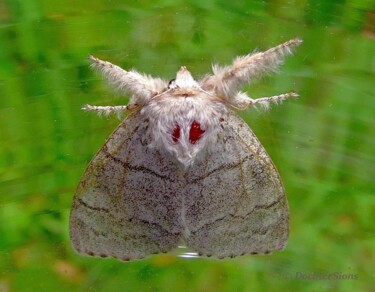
[70,38,302,261]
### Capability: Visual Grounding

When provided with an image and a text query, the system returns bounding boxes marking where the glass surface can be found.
[0,1,374,291]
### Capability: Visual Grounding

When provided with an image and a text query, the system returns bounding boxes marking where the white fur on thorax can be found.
[87,39,303,167]
[141,92,227,167]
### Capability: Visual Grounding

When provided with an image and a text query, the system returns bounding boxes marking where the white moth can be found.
[70,38,302,261]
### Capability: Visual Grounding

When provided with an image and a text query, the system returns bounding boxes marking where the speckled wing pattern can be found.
[183,111,288,258]
[70,110,288,260]
[70,112,185,261]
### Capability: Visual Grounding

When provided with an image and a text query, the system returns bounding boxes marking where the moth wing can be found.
[184,110,289,258]
[70,112,184,261]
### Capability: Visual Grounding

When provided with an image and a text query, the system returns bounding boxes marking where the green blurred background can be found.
[0,0,374,291]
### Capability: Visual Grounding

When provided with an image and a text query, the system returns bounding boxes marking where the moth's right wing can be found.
[184,110,289,258]
[70,112,184,261]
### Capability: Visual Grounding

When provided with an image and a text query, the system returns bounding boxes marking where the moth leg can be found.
[252,91,298,110]
[231,91,298,110]
[82,104,128,116]
[88,55,168,105]
[202,38,302,99]
[227,38,303,81]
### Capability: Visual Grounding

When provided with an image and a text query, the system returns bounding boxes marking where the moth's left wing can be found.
[70,112,184,261]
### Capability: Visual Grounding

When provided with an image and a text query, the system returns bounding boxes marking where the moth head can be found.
[168,66,199,90]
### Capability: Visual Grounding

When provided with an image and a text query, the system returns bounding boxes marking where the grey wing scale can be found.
[183,111,289,258]
[70,110,288,260]
[70,112,184,261]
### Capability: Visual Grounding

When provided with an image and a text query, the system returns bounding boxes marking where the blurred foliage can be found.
[0,0,374,291]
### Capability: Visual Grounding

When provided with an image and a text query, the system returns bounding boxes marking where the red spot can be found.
[219,117,224,122]
[172,125,180,142]
[189,121,205,144]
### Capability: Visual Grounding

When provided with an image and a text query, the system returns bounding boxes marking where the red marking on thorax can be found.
[189,121,205,144]
[172,125,180,142]
[171,121,205,144]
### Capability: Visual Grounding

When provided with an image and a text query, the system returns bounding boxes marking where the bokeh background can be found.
[0,1,374,291]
